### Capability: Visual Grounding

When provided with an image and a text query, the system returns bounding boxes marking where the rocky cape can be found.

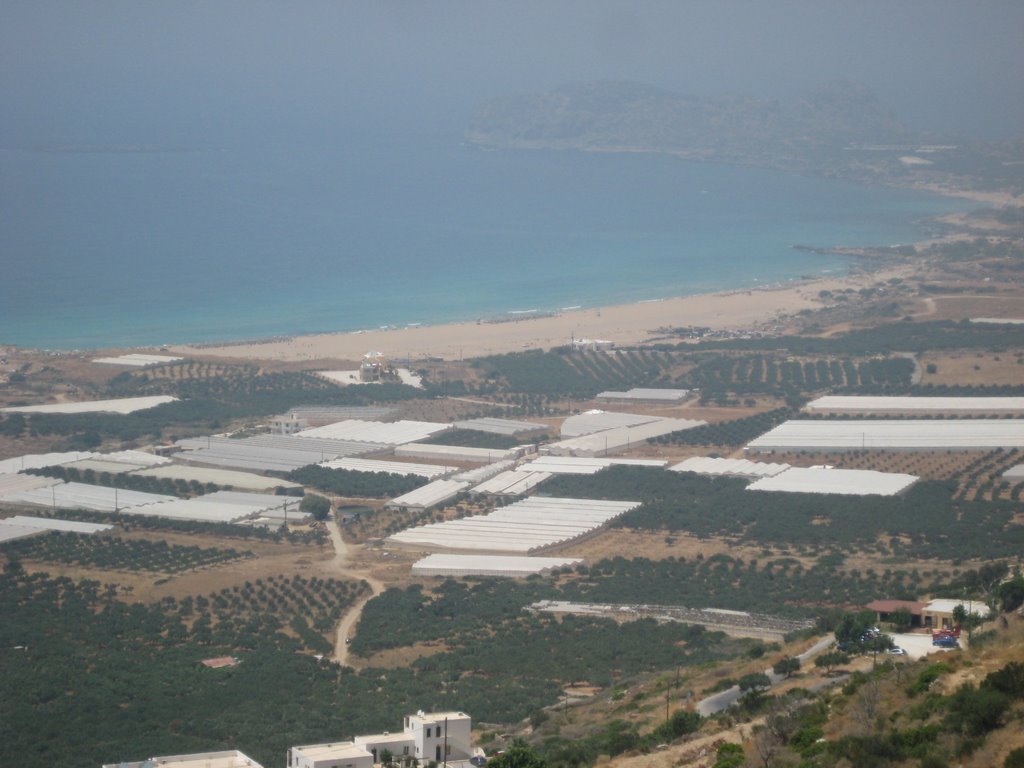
[466,80,1024,195]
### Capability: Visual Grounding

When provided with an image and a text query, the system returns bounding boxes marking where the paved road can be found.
[697,634,835,716]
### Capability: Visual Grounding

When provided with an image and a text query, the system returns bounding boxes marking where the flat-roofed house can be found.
[287,742,374,768]
[865,599,926,628]
[355,711,472,765]
[102,750,263,768]
[923,598,977,630]
[290,710,475,768]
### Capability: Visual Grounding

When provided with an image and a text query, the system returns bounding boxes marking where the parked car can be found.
[932,636,959,648]
[887,647,908,656]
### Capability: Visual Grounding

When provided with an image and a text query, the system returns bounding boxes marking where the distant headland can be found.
[466,80,1024,202]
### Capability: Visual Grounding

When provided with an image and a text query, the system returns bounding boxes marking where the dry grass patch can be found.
[929,293,1024,322]
[354,640,448,670]
[919,349,1024,386]
[556,529,802,566]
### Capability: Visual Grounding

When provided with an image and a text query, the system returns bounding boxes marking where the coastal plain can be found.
[169,267,912,363]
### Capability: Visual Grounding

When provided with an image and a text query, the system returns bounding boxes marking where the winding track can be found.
[325,519,384,667]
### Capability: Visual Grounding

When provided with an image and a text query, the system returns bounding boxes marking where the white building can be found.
[288,742,374,768]
[102,749,264,768]
[270,413,309,435]
[290,711,474,768]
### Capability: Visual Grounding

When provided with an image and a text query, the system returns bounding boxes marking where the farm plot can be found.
[388,496,640,553]
[132,464,302,491]
[0,482,174,513]
[2,533,252,574]
[1,396,177,415]
[194,574,370,654]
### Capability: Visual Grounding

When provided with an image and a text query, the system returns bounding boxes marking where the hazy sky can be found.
[2,0,1023,147]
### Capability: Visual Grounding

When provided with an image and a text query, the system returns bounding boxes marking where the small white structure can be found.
[0,522,47,544]
[0,482,174,513]
[453,417,548,436]
[471,469,552,496]
[283,406,398,424]
[560,410,660,438]
[395,443,525,464]
[1002,464,1024,484]
[389,496,640,553]
[92,353,184,367]
[297,420,451,445]
[102,749,263,768]
[0,514,113,544]
[319,369,423,389]
[386,479,469,511]
[805,396,1024,413]
[571,338,614,351]
[520,456,667,475]
[125,491,300,525]
[669,456,790,478]
[596,388,690,404]
[0,451,98,474]
[746,419,1024,452]
[545,417,705,457]
[450,460,516,484]
[175,435,383,473]
[412,554,582,578]
[0,473,62,496]
[0,515,113,535]
[270,413,309,435]
[1,395,177,415]
[746,467,918,496]
[360,351,389,382]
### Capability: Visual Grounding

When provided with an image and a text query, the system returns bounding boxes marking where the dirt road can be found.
[325,519,385,667]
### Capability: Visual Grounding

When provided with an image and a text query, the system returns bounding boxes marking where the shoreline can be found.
[167,264,914,364]
[161,180,1019,363]
[7,151,1016,360]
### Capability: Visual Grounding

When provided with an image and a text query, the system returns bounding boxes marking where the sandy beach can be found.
[170,267,909,364]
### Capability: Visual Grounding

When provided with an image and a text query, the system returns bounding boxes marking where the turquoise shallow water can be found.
[0,139,970,350]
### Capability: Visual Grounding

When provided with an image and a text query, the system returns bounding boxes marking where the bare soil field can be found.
[928,293,1024,322]
[919,349,1024,386]
[557,529,791,566]
[352,640,448,670]
[6,524,336,603]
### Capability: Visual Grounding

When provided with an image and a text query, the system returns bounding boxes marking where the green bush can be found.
[1005,747,1024,768]
[945,684,1010,736]
[300,493,331,521]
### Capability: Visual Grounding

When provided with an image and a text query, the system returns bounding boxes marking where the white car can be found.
[887,646,908,656]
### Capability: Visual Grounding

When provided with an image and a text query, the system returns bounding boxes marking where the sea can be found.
[0,137,971,350]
